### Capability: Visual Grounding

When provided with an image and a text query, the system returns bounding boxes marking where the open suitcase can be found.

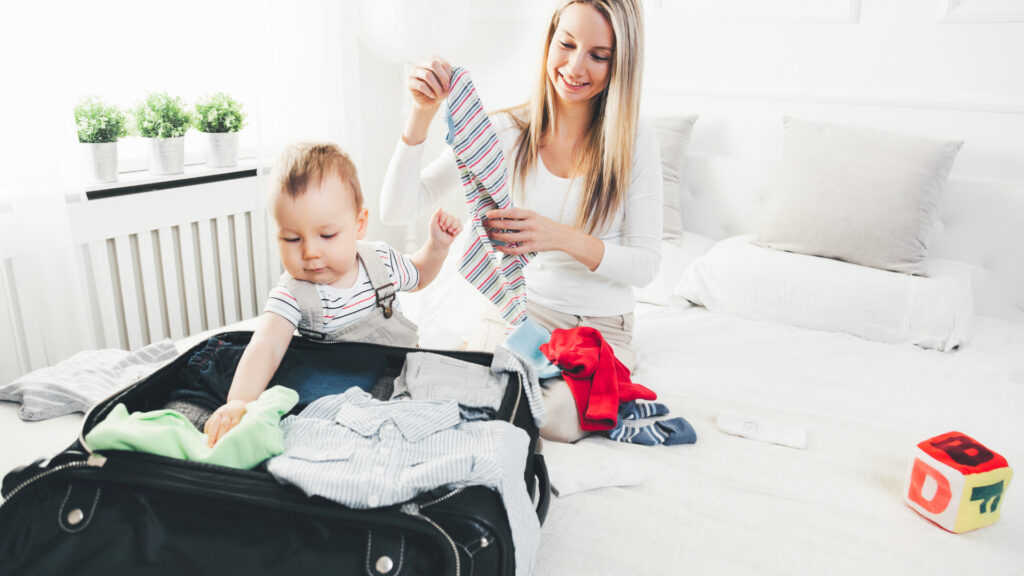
[0,331,550,576]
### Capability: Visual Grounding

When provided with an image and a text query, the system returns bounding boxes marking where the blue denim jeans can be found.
[166,337,387,413]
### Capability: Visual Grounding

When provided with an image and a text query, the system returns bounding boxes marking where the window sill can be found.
[65,158,267,203]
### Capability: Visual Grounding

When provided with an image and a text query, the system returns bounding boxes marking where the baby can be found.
[204,142,461,446]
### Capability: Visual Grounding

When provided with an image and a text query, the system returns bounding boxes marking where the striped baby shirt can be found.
[266,388,540,575]
[265,241,418,331]
[444,66,532,327]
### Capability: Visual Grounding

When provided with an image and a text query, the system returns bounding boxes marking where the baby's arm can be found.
[204,312,295,446]
[408,208,462,292]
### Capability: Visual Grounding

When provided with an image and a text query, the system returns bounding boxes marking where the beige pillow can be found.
[758,117,963,275]
[647,115,698,245]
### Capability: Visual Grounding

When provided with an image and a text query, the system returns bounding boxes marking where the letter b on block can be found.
[904,431,1013,533]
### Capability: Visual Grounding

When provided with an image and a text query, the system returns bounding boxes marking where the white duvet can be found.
[536,303,1024,576]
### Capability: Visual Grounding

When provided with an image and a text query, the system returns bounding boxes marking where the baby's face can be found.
[272,172,367,288]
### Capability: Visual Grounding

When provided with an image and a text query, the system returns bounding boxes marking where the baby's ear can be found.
[356,208,369,239]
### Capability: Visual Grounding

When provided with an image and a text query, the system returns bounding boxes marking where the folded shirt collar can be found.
[334,389,461,442]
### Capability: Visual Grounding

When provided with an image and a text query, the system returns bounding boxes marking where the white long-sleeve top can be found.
[381,113,662,317]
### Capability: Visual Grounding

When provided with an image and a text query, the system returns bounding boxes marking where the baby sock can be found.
[618,400,671,421]
[715,410,807,449]
[608,416,697,446]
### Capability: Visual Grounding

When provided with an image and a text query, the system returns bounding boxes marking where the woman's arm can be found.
[380,141,460,225]
[380,57,461,226]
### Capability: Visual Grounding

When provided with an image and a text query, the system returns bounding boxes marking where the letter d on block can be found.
[909,457,954,510]
[908,458,952,514]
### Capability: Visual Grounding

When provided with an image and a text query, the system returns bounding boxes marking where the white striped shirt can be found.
[265,241,419,331]
[266,388,539,576]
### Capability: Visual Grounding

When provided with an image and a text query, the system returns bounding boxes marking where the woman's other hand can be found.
[485,208,566,255]
[486,207,605,270]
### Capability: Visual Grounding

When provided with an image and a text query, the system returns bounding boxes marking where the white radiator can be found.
[0,173,277,384]
[71,174,276,351]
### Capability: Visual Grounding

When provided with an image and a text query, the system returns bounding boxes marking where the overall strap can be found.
[356,243,398,319]
[279,272,326,340]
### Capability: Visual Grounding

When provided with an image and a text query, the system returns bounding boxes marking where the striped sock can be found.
[618,400,671,421]
[444,66,531,327]
[608,417,697,446]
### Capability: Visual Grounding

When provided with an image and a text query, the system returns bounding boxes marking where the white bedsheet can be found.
[2,306,1021,575]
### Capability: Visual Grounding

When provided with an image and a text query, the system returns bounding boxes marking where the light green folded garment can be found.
[85,386,299,470]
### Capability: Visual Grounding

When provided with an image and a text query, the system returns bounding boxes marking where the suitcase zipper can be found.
[0,453,106,505]
[402,502,461,576]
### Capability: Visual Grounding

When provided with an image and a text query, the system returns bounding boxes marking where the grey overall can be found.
[282,242,419,347]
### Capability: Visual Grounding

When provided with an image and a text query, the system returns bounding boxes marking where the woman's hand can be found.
[403,56,453,145]
[204,399,248,448]
[486,207,606,270]
[408,56,452,110]
[485,208,566,255]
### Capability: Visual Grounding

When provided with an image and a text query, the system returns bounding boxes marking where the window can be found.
[0,1,262,185]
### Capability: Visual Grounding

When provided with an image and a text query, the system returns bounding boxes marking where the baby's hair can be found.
[272,142,363,211]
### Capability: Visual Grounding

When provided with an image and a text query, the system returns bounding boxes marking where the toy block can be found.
[904,431,1012,533]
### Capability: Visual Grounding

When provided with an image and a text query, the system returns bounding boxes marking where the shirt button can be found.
[379,447,390,456]
[367,494,380,507]
[373,466,385,475]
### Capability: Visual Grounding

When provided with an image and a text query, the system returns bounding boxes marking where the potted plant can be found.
[74,96,127,183]
[134,92,193,175]
[194,92,246,168]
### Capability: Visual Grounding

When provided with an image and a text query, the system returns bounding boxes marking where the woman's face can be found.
[546,2,614,108]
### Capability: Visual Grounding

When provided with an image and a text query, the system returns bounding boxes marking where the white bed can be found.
[3,300,1021,575]
[3,115,1023,575]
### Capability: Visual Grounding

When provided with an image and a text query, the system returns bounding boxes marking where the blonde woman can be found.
[381,0,662,443]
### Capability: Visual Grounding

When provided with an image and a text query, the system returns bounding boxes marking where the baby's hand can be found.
[204,399,247,447]
[428,208,462,250]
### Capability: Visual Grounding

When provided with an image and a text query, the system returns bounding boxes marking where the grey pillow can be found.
[758,117,963,275]
[647,115,699,245]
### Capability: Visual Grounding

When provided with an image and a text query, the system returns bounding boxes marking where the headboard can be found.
[677,154,1024,321]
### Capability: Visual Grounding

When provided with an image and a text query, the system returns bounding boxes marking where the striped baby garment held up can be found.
[444,66,532,326]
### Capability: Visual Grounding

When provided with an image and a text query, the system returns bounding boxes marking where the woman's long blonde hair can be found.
[507,0,644,235]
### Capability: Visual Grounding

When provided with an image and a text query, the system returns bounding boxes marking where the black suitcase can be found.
[0,332,550,576]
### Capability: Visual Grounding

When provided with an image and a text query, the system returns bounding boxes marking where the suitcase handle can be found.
[532,453,551,525]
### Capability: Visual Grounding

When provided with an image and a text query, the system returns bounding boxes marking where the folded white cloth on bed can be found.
[548,457,645,497]
[0,340,178,421]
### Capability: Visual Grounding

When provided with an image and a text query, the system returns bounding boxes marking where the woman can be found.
[381,0,662,442]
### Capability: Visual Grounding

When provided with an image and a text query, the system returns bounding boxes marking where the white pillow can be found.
[635,232,715,307]
[676,235,974,351]
[758,117,963,275]
[647,115,699,245]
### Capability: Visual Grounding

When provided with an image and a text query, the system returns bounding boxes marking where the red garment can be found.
[540,326,657,431]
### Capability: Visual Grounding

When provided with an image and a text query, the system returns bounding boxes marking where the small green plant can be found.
[134,92,193,138]
[194,92,246,133]
[74,96,127,143]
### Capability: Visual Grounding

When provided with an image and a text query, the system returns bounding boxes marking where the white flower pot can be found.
[206,132,239,168]
[148,136,185,175]
[86,142,118,183]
